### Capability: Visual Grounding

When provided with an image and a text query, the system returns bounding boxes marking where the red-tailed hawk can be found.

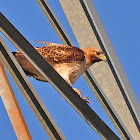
[13,41,106,103]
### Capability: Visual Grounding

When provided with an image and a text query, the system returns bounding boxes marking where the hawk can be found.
[13,41,106,103]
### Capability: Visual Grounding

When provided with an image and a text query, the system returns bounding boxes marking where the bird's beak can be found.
[99,54,107,62]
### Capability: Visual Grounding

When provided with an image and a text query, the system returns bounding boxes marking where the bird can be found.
[13,41,106,104]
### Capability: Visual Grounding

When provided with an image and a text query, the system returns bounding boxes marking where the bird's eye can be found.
[96,52,101,55]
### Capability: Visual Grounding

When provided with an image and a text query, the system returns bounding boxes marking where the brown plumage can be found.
[13,41,106,103]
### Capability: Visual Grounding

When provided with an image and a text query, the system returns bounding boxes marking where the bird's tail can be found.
[34,41,61,47]
[34,41,49,44]
[12,51,22,56]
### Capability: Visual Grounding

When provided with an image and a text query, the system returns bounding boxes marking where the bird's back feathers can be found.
[36,44,85,63]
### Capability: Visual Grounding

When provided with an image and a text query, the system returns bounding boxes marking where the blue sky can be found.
[0,0,140,140]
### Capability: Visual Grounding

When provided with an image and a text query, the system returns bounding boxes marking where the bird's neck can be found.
[83,52,93,66]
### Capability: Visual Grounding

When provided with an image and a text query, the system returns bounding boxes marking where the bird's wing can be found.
[12,43,85,82]
[35,43,85,63]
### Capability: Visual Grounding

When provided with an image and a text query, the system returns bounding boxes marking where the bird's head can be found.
[82,47,106,64]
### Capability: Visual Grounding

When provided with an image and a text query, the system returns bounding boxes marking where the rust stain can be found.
[0,61,32,140]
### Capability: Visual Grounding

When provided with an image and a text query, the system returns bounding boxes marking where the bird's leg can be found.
[73,88,83,97]
[73,88,92,104]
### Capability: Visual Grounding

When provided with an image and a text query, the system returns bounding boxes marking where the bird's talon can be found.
[82,97,89,100]
[86,100,92,104]
[82,97,92,105]
[73,88,83,97]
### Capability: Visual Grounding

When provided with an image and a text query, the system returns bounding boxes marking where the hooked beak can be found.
[99,54,107,62]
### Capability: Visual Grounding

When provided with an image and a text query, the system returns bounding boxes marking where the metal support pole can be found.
[0,12,120,140]
[0,37,65,140]
[36,0,73,46]
[59,0,140,139]
[0,61,32,140]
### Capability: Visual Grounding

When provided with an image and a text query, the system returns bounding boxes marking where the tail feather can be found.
[34,41,61,47]
[34,41,49,44]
